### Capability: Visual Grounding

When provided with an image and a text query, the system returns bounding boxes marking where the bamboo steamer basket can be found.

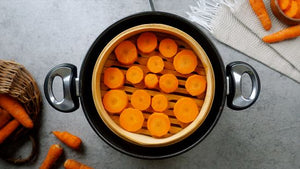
[92,24,215,147]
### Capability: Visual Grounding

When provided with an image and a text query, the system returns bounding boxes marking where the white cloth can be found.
[187,0,300,83]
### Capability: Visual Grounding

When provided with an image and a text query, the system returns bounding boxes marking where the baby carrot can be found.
[173,49,198,75]
[0,119,20,144]
[39,144,63,169]
[52,131,82,149]
[103,67,125,89]
[262,25,300,43]
[137,32,157,53]
[64,159,94,169]
[159,38,178,58]
[103,90,128,113]
[249,0,272,30]
[185,75,207,96]
[119,108,144,132]
[174,97,199,123]
[147,56,164,73]
[0,108,12,128]
[114,40,138,65]
[131,90,151,111]
[147,113,170,137]
[151,94,168,112]
[144,73,159,89]
[159,74,178,93]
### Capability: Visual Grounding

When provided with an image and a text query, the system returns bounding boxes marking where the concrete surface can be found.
[0,0,299,169]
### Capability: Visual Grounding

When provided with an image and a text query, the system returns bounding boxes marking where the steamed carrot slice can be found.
[173,49,198,74]
[131,90,151,111]
[185,75,207,96]
[151,94,168,112]
[278,0,292,10]
[174,97,199,123]
[126,66,144,84]
[284,0,298,18]
[103,67,124,89]
[159,38,178,58]
[103,90,128,113]
[114,40,138,65]
[119,108,144,132]
[159,74,178,93]
[147,113,170,137]
[147,55,164,73]
[144,73,159,89]
[137,32,157,53]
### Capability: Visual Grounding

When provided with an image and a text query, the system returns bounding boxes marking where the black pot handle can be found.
[44,63,79,112]
[226,61,261,110]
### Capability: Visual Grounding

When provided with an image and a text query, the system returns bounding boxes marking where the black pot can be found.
[44,12,260,159]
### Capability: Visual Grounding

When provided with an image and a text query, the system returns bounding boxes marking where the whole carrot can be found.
[0,94,33,128]
[0,119,20,144]
[39,144,63,169]
[262,25,300,43]
[249,0,272,30]
[64,159,94,169]
[52,131,82,149]
[0,108,12,128]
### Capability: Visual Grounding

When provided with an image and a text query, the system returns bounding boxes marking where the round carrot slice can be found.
[126,66,144,84]
[174,97,199,123]
[159,74,178,93]
[103,90,128,114]
[147,56,164,73]
[137,32,157,53]
[114,40,138,65]
[103,67,124,89]
[173,49,198,74]
[147,113,170,137]
[144,73,158,89]
[185,75,207,96]
[159,38,178,58]
[151,94,168,112]
[131,89,151,111]
[119,108,144,132]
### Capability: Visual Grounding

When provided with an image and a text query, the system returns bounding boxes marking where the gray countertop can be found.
[0,0,299,169]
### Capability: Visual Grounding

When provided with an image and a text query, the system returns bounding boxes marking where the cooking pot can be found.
[44,12,260,159]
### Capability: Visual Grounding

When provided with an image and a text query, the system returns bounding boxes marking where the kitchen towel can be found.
[187,0,300,83]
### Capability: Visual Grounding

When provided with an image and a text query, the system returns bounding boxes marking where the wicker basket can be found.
[0,60,41,164]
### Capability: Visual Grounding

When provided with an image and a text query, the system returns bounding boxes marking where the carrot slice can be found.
[159,38,178,58]
[147,113,170,137]
[173,49,198,74]
[119,108,144,132]
[144,73,158,89]
[103,67,124,89]
[185,75,207,96]
[131,90,151,111]
[137,32,157,53]
[174,97,199,123]
[284,0,298,18]
[126,66,144,84]
[262,25,300,43]
[278,0,292,10]
[103,90,128,113]
[114,40,138,65]
[151,94,168,112]
[147,56,164,73]
[159,74,178,93]
[0,108,11,128]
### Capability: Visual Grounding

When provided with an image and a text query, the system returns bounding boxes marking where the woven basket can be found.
[0,60,41,164]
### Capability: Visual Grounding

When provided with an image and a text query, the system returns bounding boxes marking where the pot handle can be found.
[226,61,260,110]
[44,63,79,112]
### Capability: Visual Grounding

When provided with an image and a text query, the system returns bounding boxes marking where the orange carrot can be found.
[119,108,144,132]
[52,131,82,150]
[103,90,128,113]
[0,94,33,128]
[159,74,178,93]
[147,113,170,137]
[147,56,164,73]
[0,119,19,144]
[295,0,300,18]
[103,67,125,89]
[144,73,158,89]
[126,66,144,84]
[174,97,199,123]
[159,38,178,58]
[284,0,298,18]
[151,94,168,112]
[137,32,157,53]
[0,108,12,128]
[64,159,94,169]
[173,49,198,75]
[114,40,138,65]
[185,75,207,96]
[262,25,300,43]
[131,90,151,111]
[249,0,272,30]
[39,144,63,169]
[278,0,292,10]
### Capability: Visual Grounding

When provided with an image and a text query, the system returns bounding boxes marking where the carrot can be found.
[284,0,298,18]
[39,144,63,169]
[159,38,178,58]
[131,90,151,111]
[173,49,198,75]
[0,94,33,128]
[147,55,164,73]
[262,25,300,43]
[278,0,292,10]
[137,32,157,53]
[126,66,144,84]
[119,108,144,132]
[147,113,170,137]
[173,97,199,123]
[249,0,272,30]
[0,108,12,128]
[151,94,168,112]
[185,75,207,96]
[64,159,94,169]
[114,40,138,65]
[103,90,128,113]
[103,67,124,89]
[144,73,158,89]
[52,131,82,149]
[295,0,300,18]
[159,74,178,93]
[0,119,19,144]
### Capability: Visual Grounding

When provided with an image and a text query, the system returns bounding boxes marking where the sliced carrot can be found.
[0,119,20,144]
[0,108,12,128]
[159,74,178,93]
[174,97,199,123]
[284,0,298,18]
[159,38,178,58]
[52,131,82,149]
[249,0,272,30]
[131,90,151,111]
[147,112,170,137]
[144,73,158,89]
[262,25,300,43]
[147,56,164,73]
[103,90,128,113]
[119,108,144,132]
[151,94,168,112]
[173,49,198,74]
[39,144,63,169]
[137,32,157,53]
[64,159,94,169]
[103,67,124,89]
[185,75,207,96]
[114,40,138,65]
[126,66,144,84]
[278,0,292,10]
